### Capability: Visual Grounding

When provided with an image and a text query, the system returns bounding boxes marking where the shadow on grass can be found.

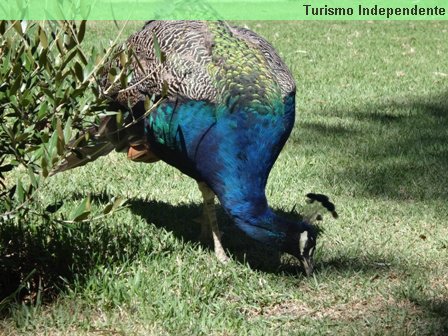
[0,195,397,313]
[422,299,448,323]
[127,198,402,278]
[1,195,446,334]
[0,193,147,313]
[127,198,285,273]
[297,93,448,200]
[398,285,448,335]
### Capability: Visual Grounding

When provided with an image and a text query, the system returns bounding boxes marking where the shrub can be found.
[0,20,129,310]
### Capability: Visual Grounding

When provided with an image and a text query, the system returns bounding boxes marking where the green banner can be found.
[1,0,447,20]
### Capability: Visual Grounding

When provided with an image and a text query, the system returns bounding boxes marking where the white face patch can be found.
[299,231,309,255]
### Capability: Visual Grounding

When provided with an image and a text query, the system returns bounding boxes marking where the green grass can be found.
[1,21,448,335]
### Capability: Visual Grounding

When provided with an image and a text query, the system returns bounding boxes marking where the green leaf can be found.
[0,164,14,173]
[37,101,48,120]
[119,51,128,67]
[74,62,84,82]
[39,50,50,69]
[69,195,91,222]
[15,178,25,203]
[41,156,49,178]
[109,67,118,76]
[152,33,166,63]
[65,35,77,51]
[120,72,128,89]
[28,166,39,188]
[12,21,23,35]
[45,201,63,214]
[161,80,169,98]
[116,111,123,127]
[56,118,65,155]
[103,196,125,215]
[63,117,73,144]
[77,48,88,65]
[48,131,58,158]
[31,147,44,162]
[102,203,113,215]
[78,20,87,44]
[0,21,6,35]
[144,95,152,112]
[10,73,22,95]
[56,35,65,56]
[112,196,126,210]
[39,28,49,49]
[61,48,78,69]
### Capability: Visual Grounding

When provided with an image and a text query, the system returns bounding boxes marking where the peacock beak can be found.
[300,256,314,276]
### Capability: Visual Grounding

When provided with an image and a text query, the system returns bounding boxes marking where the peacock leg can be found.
[197,182,229,263]
[197,210,212,244]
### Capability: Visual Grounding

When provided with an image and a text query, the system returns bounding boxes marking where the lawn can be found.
[1,21,447,335]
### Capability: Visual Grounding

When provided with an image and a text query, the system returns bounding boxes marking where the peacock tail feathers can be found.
[50,124,115,175]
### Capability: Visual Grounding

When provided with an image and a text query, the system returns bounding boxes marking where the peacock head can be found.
[282,193,337,276]
[283,223,318,276]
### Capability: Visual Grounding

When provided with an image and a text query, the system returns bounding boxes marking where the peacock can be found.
[54,21,326,275]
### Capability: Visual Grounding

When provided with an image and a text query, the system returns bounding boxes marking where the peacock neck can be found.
[219,194,294,247]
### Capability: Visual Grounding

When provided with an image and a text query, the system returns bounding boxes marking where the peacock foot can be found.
[194,213,212,245]
[197,181,230,264]
[215,246,230,264]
